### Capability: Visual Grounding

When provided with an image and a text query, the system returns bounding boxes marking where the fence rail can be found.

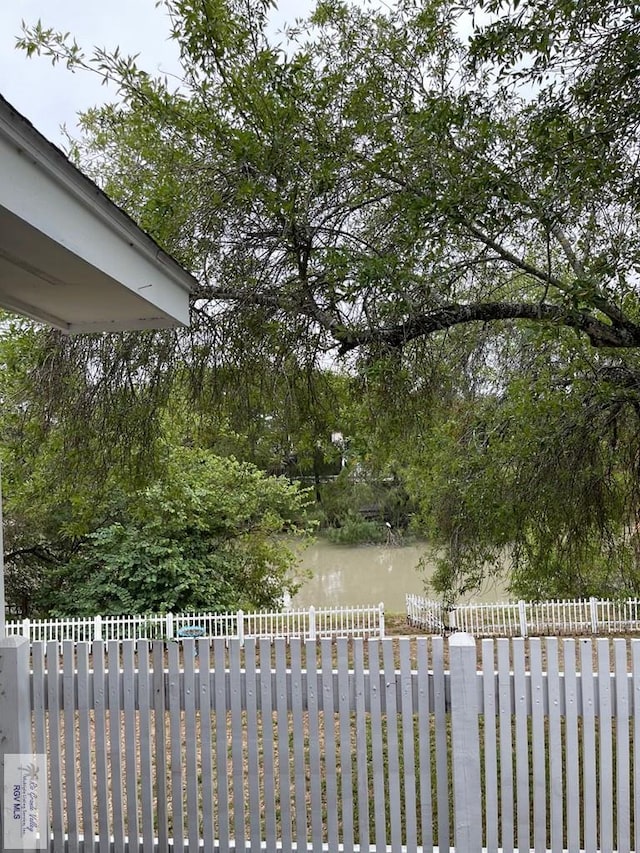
[407,592,640,637]
[26,635,640,853]
[6,603,385,644]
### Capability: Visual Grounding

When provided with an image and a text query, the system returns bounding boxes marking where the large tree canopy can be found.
[23,0,640,354]
[15,0,640,599]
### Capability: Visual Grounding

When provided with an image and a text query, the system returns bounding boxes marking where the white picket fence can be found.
[5,602,385,644]
[407,592,640,636]
[20,635,640,853]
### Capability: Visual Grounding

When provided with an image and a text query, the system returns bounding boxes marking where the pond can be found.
[289,540,506,612]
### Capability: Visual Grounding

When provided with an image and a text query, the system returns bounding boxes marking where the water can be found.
[290,540,506,612]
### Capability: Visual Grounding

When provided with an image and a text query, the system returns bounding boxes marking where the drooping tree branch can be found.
[192,274,640,355]
[335,301,640,354]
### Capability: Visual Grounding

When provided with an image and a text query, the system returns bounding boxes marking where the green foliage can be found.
[39,448,311,616]
[314,467,415,531]
[407,332,640,600]
[325,519,387,546]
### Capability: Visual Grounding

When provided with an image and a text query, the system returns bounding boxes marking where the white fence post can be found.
[237,610,245,646]
[21,618,30,641]
[449,632,482,852]
[94,614,103,642]
[589,597,599,634]
[449,607,457,631]
[0,635,33,845]
[378,602,385,638]
[166,612,174,640]
[308,606,316,641]
[405,594,412,624]
[518,600,528,637]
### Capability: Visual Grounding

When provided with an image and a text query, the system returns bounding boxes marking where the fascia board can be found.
[0,98,196,329]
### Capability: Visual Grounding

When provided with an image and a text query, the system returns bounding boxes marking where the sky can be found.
[0,0,310,147]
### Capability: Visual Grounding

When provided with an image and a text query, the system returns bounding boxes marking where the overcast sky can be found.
[0,0,310,147]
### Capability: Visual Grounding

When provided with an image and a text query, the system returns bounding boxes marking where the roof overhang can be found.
[0,96,196,333]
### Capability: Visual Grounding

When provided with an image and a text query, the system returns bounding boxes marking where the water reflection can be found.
[291,541,505,612]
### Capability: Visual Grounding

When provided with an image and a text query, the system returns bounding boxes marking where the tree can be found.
[0,318,313,616]
[15,0,640,597]
[26,448,310,616]
[405,337,640,601]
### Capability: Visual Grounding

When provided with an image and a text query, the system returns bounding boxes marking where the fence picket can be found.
[290,638,308,849]
[337,638,354,853]
[152,640,169,853]
[62,642,79,853]
[321,637,339,851]
[305,639,323,853]
[92,641,110,853]
[399,638,418,853]
[529,638,546,853]
[546,637,565,853]
[513,637,530,853]
[614,639,631,853]
[31,642,50,846]
[243,639,262,853]
[498,638,514,853]
[108,641,126,853]
[136,641,155,853]
[122,640,140,851]
[47,640,64,852]
[258,638,276,851]
[383,638,403,853]
[229,640,246,853]
[274,638,292,853]
[598,639,614,853]
[581,640,598,852]
[76,642,94,850]
[414,638,433,851]
[353,638,370,852]
[482,639,499,853]
[183,640,200,853]
[167,640,184,853]
[431,636,449,851]
[633,641,640,853]
[369,639,387,851]
[563,639,579,853]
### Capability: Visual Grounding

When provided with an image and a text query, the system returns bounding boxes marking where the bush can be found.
[325,518,387,545]
[42,448,312,616]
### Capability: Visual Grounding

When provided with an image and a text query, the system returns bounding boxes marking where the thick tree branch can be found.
[456,218,632,328]
[596,365,640,389]
[193,280,640,355]
[5,545,60,565]
[335,301,640,354]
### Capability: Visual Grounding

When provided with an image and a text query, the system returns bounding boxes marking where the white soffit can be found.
[0,95,196,332]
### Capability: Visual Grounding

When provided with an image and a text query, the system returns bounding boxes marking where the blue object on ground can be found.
[176,625,206,654]
[176,625,206,638]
